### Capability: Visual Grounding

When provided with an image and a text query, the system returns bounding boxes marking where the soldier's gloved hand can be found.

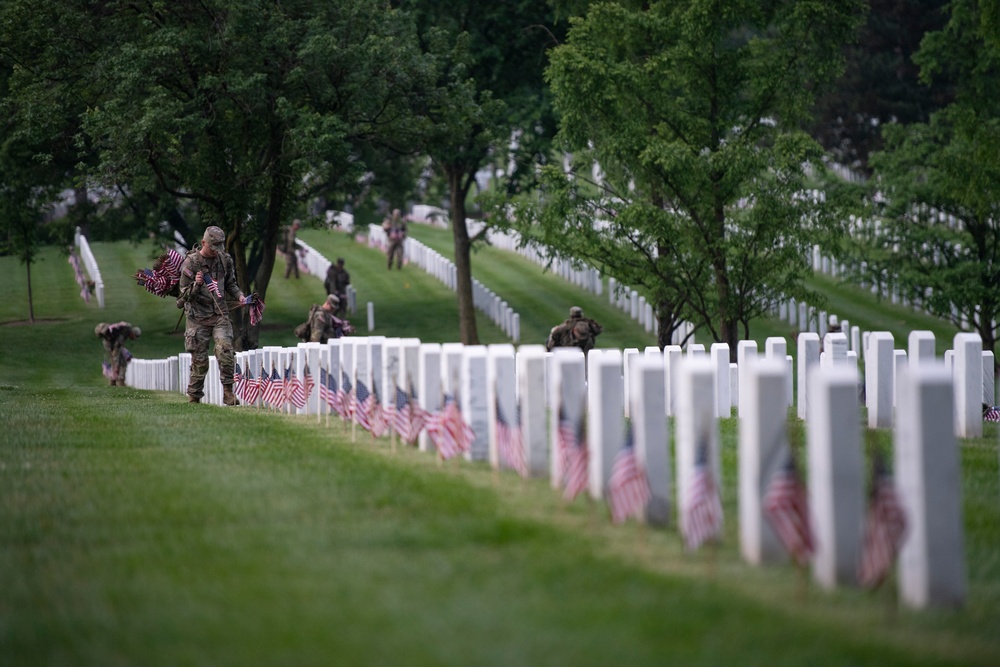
[241,294,253,305]
[195,271,204,286]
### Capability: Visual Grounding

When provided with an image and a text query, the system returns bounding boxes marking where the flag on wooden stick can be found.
[682,438,723,549]
[495,395,528,477]
[858,452,908,588]
[608,426,651,524]
[763,452,815,566]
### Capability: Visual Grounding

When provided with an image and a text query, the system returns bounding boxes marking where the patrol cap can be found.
[336,257,345,266]
[570,306,583,318]
[203,226,226,253]
[131,326,142,338]
[95,322,109,337]
[829,314,839,328]
[326,294,340,307]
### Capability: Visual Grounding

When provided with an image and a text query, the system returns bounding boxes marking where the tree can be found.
[1,0,432,348]
[395,0,565,344]
[859,0,1000,360]
[513,0,864,354]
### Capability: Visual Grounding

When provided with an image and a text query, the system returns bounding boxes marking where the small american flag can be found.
[682,440,723,549]
[426,394,474,460]
[302,364,314,400]
[354,379,373,431]
[233,362,245,398]
[858,454,908,588]
[202,273,223,299]
[558,406,589,502]
[367,382,388,437]
[319,367,333,407]
[286,366,306,409]
[339,371,353,420]
[984,405,1000,422]
[263,366,284,408]
[608,427,651,524]
[495,396,528,477]
[241,367,260,405]
[763,454,815,566]
[392,386,413,442]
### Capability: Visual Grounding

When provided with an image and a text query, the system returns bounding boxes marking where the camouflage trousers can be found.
[103,340,127,386]
[185,319,235,400]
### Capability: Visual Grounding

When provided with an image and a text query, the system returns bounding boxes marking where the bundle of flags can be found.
[495,396,528,477]
[247,294,265,326]
[682,440,723,549]
[608,427,651,524]
[858,453,908,589]
[425,394,474,460]
[763,453,815,566]
[557,406,588,501]
[134,248,184,297]
[69,251,91,303]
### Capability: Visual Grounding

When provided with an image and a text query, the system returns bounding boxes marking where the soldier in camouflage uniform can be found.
[545,306,603,354]
[283,219,302,279]
[177,226,251,405]
[95,321,141,386]
[308,294,353,343]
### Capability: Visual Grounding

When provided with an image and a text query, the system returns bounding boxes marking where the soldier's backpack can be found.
[294,305,321,341]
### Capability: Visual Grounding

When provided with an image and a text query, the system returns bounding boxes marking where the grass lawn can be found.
[0,236,997,666]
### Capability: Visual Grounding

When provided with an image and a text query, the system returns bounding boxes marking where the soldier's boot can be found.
[109,378,117,387]
[223,385,239,406]
[188,395,201,403]
[117,379,127,387]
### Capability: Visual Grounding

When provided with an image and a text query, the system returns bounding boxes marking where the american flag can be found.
[263,366,284,408]
[133,248,184,298]
[392,386,413,442]
[302,364,314,401]
[557,406,589,501]
[608,427,651,524]
[763,454,815,566]
[233,362,244,398]
[286,366,306,409]
[495,396,528,477]
[248,294,265,326]
[426,394,474,460]
[339,370,353,420]
[319,367,333,408]
[202,273,223,299]
[858,454,908,588]
[102,360,114,379]
[682,440,723,548]
[257,364,271,404]
[241,367,260,405]
[984,405,1000,422]
[354,379,373,431]
[367,382,388,437]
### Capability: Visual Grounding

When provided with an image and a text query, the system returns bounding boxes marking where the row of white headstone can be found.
[126,328,980,610]
[73,227,105,309]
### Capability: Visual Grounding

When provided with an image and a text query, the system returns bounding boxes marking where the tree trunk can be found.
[448,166,480,345]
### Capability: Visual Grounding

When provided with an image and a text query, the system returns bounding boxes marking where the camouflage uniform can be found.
[307,304,345,344]
[324,260,350,317]
[177,227,246,403]
[283,221,301,279]
[545,307,603,354]
[383,210,407,270]
[96,321,140,386]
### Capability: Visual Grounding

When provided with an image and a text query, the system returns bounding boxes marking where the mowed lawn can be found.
[0,234,998,666]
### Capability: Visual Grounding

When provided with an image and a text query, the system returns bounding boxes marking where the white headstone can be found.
[487,344,517,470]
[896,364,967,609]
[866,332,895,428]
[739,359,788,565]
[418,344,442,453]
[588,351,624,499]
[462,346,490,461]
[676,358,722,538]
[953,333,983,438]
[516,345,548,477]
[908,331,936,365]
[796,333,820,420]
[711,343,730,418]
[982,351,995,407]
[550,350,586,489]
[808,366,864,589]
[664,345,682,416]
[737,340,758,418]
[630,358,670,525]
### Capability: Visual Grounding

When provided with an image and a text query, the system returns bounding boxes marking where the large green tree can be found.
[1,0,430,348]
[513,0,864,353]
[859,0,1000,359]
[395,0,565,344]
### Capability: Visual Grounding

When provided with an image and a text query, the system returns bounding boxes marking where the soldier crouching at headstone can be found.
[545,306,603,354]
[305,294,355,343]
[177,225,252,405]
[95,321,141,386]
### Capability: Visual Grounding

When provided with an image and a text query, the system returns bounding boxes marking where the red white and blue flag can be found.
[426,394,474,460]
[319,366,334,409]
[354,379,373,431]
[339,370,353,420]
[557,405,588,502]
[609,427,651,524]
[302,364,314,402]
[134,248,184,298]
[682,440,723,549]
[285,366,306,409]
[984,405,1000,422]
[858,454,908,588]
[495,396,528,477]
[202,273,224,299]
[763,453,815,566]
[263,366,284,408]
[367,382,388,437]
[241,366,260,405]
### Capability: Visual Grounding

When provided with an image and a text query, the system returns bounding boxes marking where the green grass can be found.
[1,236,997,666]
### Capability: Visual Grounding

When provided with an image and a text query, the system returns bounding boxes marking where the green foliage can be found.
[508,0,865,351]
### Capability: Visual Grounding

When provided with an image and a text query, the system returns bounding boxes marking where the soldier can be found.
[323,257,350,317]
[382,209,407,270]
[828,314,842,333]
[283,219,302,279]
[545,306,603,354]
[308,294,355,343]
[177,225,252,405]
[95,321,141,386]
